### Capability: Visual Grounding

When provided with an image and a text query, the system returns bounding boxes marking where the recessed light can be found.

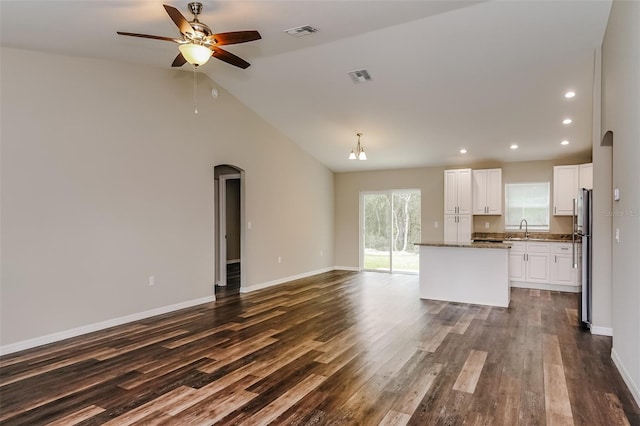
[510,144,518,150]
[562,118,573,124]
[561,140,570,145]
[460,149,467,154]
[564,91,576,99]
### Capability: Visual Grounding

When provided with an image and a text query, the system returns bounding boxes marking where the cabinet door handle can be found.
[554,206,557,214]
[555,255,557,263]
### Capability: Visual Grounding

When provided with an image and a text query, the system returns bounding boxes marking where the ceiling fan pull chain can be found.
[193,67,198,114]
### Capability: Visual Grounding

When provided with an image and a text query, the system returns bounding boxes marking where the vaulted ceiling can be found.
[0,1,612,172]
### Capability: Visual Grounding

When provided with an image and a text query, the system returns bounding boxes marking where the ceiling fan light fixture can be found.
[179,43,213,66]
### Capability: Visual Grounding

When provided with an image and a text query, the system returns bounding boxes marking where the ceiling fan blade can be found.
[208,31,262,46]
[117,32,181,43]
[171,53,187,67]
[211,47,251,69]
[163,4,195,36]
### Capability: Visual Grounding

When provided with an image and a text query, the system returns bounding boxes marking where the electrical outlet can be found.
[434,221,439,228]
[278,256,282,264]
[485,222,490,229]
[247,221,252,229]
[149,275,155,286]
[615,228,620,243]
[320,250,324,256]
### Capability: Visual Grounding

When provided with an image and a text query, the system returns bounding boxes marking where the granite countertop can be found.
[471,232,574,243]
[415,241,512,249]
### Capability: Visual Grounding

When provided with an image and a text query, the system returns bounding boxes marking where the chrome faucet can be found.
[519,219,529,239]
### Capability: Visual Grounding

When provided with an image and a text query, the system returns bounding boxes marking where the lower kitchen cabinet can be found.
[508,242,526,281]
[508,242,550,283]
[549,243,576,285]
[507,240,578,291]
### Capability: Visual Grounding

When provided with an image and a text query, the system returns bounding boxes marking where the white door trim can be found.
[219,173,241,287]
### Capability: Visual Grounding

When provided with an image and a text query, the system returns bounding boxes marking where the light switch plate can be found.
[614,188,620,201]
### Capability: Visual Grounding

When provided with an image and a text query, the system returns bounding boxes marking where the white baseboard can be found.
[611,348,640,408]
[590,325,613,336]
[0,295,215,356]
[510,281,580,293]
[240,267,336,293]
[334,266,360,272]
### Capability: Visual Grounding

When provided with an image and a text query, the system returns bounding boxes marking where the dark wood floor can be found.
[215,262,241,299]
[1,271,638,425]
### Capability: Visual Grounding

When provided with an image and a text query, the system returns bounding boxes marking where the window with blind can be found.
[504,182,550,231]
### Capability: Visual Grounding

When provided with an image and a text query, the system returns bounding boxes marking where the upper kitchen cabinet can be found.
[579,163,593,190]
[472,168,502,215]
[553,163,593,215]
[444,169,472,215]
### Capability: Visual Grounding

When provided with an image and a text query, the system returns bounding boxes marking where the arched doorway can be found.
[214,164,245,298]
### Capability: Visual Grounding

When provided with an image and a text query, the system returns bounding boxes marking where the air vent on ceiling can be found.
[284,25,319,37]
[348,69,372,84]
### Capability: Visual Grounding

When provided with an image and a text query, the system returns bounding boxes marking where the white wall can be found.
[591,47,613,334]
[0,48,334,348]
[602,0,640,406]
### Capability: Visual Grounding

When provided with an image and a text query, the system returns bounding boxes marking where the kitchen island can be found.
[416,241,512,307]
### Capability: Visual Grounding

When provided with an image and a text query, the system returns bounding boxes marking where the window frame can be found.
[504,182,551,232]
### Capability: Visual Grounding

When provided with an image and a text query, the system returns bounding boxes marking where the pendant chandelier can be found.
[348,133,367,160]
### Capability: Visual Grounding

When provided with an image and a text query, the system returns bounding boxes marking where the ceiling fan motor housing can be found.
[188,2,203,17]
[187,2,212,39]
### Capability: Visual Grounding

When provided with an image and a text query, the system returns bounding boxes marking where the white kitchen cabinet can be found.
[550,243,576,285]
[508,240,579,291]
[472,168,502,215]
[507,241,550,283]
[444,169,472,215]
[444,168,472,244]
[553,163,593,215]
[526,253,550,283]
[553,165,579,216]
[508,242,526,281]
[444,214,471,244]
[579,163,593,190]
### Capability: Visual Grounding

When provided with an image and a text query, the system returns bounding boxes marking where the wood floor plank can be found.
[1,271,638,425]
[44,404,105,426]
[452,349,488,394]
[379,409,411,426]
[418,324,452,352]
[391,360,443,415]
[246,374,326,425]
[544,362,575,425]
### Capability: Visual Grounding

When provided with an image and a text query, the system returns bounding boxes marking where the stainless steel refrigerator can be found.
[574,188,592,327]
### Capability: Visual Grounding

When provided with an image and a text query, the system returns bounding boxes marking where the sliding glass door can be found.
[361,190,421,273]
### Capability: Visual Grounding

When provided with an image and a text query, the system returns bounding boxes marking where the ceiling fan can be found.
[117,2,261,69]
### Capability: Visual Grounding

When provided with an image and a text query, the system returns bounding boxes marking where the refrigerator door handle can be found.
[572,198,577,269]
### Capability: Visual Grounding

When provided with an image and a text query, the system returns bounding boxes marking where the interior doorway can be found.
[214,165,245,298]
